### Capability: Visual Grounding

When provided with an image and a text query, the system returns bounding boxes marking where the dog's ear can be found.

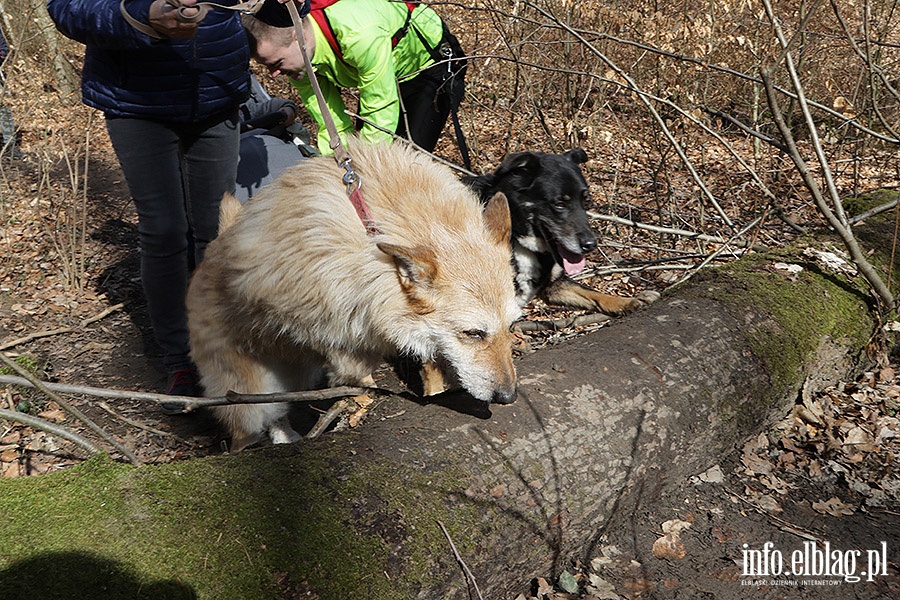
[461,173,494,199]
[495,152,541,187]
[563,148,589,164]
[377,241,438,295]
[483,192,511,245]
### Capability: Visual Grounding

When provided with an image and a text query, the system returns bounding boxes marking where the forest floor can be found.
[2,47,900,600]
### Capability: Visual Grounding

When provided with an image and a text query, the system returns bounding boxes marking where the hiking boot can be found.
[161,367,201,414]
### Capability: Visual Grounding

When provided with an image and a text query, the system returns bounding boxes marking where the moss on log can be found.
[0,234,885,600]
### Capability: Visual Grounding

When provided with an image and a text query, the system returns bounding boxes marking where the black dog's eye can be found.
[462,329,487,340]
[553,196,570,211]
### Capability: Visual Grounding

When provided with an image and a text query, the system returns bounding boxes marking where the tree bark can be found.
[284,249,873,599]
[26,0,79,99]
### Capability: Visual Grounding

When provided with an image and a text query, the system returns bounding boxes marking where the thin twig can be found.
[0,407,101,455]
[589,212,769,252]
[0,302,125,351]
[674,216,765,287]
[762,0,849,228]
[437,520,485,600]
[305,397,355,440]
[96,401,172,437]
[848,197,899,225]
[515,312,611,333]
[0,354,142,464]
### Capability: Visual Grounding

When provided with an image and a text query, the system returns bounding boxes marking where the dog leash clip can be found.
[340,157,361,195]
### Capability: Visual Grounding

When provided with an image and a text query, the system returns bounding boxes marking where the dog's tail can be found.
[218,193,242,233]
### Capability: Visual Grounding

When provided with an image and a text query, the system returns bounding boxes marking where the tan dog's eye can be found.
[462,329,487,340]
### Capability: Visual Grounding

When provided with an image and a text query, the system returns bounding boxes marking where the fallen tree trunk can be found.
[0,241,883,600]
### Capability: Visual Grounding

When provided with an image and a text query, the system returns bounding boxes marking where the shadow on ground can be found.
[0,551,196,600]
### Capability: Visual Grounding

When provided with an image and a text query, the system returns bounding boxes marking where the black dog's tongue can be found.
[556,243,586,275]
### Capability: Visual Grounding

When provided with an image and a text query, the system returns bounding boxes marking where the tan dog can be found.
[187,141,521,450]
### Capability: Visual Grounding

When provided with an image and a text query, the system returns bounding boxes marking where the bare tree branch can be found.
[760,70,894,311]
[0,407,101,456]
[0,303,125,351]
[0,354,141,464]
[0,374,375,412]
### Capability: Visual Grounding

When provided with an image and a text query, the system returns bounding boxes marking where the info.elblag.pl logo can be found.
[741,541,889,585]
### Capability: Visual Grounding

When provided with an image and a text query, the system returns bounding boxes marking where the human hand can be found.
[278,105,297,124]
[148,0,203,39]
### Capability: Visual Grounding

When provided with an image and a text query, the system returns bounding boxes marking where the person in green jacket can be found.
[243,0,466,156]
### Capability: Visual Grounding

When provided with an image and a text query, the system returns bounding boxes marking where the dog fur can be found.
[465,149,659,313]
[186,141,521,450]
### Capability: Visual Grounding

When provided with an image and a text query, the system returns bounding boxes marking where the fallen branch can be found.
[0,302,125,351]
[0,407,101,455]
[515,312,611,333]
[0,353,142,465]
[0,374,374,412]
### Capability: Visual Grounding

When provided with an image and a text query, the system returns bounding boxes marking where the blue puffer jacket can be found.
[47,0,250,122]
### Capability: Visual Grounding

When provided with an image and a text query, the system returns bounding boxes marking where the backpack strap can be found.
[310,2,417,64]
[309,8,343,61]
[391,3,417,47]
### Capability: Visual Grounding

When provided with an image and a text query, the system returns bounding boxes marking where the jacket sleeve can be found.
[47,0,161,48]
[241,75,297,121]
[291,75,355,155]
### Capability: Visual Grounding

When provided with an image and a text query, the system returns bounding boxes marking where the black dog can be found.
[465,149,658,314]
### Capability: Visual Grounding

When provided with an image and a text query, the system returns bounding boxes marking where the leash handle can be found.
[120,0,265,39]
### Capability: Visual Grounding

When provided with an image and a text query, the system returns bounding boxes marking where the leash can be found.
[286,0,379,235]
[120,0,265,40]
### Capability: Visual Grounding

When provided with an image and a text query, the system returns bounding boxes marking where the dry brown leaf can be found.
[652,533,686,560]
[38,408,66,423]
[811,496,855,516]
[741,452,773,476]
[534,576,554,598]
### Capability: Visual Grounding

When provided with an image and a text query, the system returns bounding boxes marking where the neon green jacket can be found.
[290,0,444,153]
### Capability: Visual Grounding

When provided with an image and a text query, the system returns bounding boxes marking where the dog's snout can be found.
[579,234,597,254]
[492,387,517,405]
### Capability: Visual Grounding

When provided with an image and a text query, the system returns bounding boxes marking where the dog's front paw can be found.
[269,417,302,444]
[420,360,447,396]
[636,290,661,306]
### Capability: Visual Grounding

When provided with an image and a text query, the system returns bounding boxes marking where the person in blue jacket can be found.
[0,23,22,159]
[46,0,251,401]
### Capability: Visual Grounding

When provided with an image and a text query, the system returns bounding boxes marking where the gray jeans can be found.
[106,111,240,372]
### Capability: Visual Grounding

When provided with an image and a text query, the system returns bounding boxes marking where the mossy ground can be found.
[0,439,517,600]
[0,450,399,599]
